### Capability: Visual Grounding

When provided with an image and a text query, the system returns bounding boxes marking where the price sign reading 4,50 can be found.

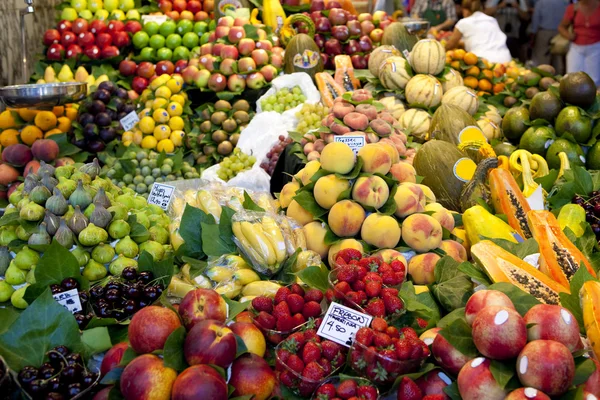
[317,302,373,348]
[147,183,175,211]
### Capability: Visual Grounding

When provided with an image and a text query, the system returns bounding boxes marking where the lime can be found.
[149,34,166,49]
[156,47,173,61]
[182,32,199,49]
[126,9,140,20]
[60,7,78,21]
[110,9,125,20]
[200,32,211,45]
[119,0,134,10]
[78,10,93,19]
[165,33,182,49]
[194,21,208,35]
[176,19,194,35]
[519,126,556,157]
[144,21,160,35]
[139,47,156,61]
[159,20,177,37]
[502,106,530,140]
[172,46,190,62]
[587,141,600,169]
[104,0,118,10]
[132,31,149,49]
[529,91,562,122]
[546,138,585,169]
[555,106,592,143]
[208,19,217,31]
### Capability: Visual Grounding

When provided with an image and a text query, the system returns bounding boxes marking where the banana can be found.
[224,254,250,270]
[197,190,222,222]
[233,221,266,265]
[215,281,243,299]
[581,281,600,358]
[242,281,283,298]
[261,216,287,263]
[168,277,196,298]
[193,274,213,289]
[292,227,307,250]
[234,269,261,286]
[240,221,277,266]
[295,250,321,272]
[206,266,235,283]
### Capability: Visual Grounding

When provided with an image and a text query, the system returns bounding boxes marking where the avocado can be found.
[559,71,597,108]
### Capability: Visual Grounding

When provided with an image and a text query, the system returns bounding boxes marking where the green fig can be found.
[108,219,130,239]
[4,205,17,215]
[69,180,92,210]
[84,203,95,219]
[108,204,128,221]
[0,227,18,246]
[14,246,40,270]
[55,165,75,180]
[16,225,33,241]
[56,177,77,198]
[38,160,55,177]
[79,223,108,247]
[55,220,74,248]
[29,185,51,205]
[139,240,165,261]
[0,280,15,302]
[40,172,58,193]
[92,243,116,264]
[44,210,60,236]
[70,171,91,185]
[91,176,111,192]
[11,284,29,309]
[9,189,23,206]
[67,205,88,235]
[5,263,26,285]
[46,188,68,216]
[71,247,90,267]
[82,259,108,281]
[109,255,138,276]
[28,223,51,245]
[26,265,36,284]
[90,203,112,229]
[134,212,150,229]
[116,194,135,209]
[0,246,11,276]
[149,226,169,245]
[93,187,111,209]
[115,236,139,258]
[80,158,101,179]
[19,202,45,222]
[63,205,75,221]
[17,197,31,211]
[133,196,147,210]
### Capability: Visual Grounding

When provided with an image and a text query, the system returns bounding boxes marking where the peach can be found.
[464,290,515,326]
[128,306,181,354]
[179,288,228,329]
[343,112,369,131]
[402,214,443,253]
[424,203,455,232]
[229,353,277,400]
[31,139,59,162]
[171,365,228,400]
[298,160,321,186]
[505,388,551,400]
[332,101,355,119]
[390,162,417,183]
[0,164,20,186]
[370,119,393,136]
[235,310,254,324]
[2,144,32,167]
[524,304,580,351]
[314,174,351,209]
[230,322,266,357]
[328,200,366,237]
[184,319,237,368]
[328,239,363,266]
[418,184,437,203]
[517,340,575,396]
[355,104,378,120]
[120,354,177,400]
[377,140,400,163]
[393,183,426,218]
[360,213,401,248]
[472,306,527,360]
[415,370,453,398]
[351,175,390,209]
[23,160,40,178]
[438,240,467,262]
[320,142,356,174]
[420,327,442,346]
[452,228,470,257]
[457,357,507,400]
[279,181,300,209]
[432,332,473,376]
[373,249,407,266]
[408,252,440,284]
[583,359,600,396]
[100,342,129,376]
[287,200,314,225]
[358,143,392,175]
[93,387,111,400]
[303,221,330,259]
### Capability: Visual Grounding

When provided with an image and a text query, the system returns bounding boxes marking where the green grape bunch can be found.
[260,86,307,113]
[217,148,257,181]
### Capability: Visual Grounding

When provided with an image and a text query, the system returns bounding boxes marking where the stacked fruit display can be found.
[295,102,330,135]
[313,376,379,400]
[33,65,105,95]
[157,0,213,21]
[119,59,190,94]
[260,86,307,113]
[445,49,507,96]
[58,0,140,22]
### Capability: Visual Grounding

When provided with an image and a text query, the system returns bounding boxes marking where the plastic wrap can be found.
[255,72,321,120]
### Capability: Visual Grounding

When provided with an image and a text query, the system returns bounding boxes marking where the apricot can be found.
[432,332,473,375]
[343,112,370,131]
[524,304,580,352]
[351,175,389,209]
[328,200,366,237]
[505,388,551,400]
[402,213,443,253]
[358,143,392,175]
[2,144,33,167]
[472,306,527,360]
[0,164,20,186]
[320,142,356,174]
[314,174,350,209]
[303,221,330,259]
[408,252,440,284]
[457,357,507,400]
[360,213,401,248]
[298,160,321,186]
[390,162,417,183]
[464,290,515,326]
[328,239,363,266]
[517,340,575,396]
[424,203,455,232]
[438,240,467,262]
[393,183,426,218]
[279,181,300,209]
[286,200,314,226]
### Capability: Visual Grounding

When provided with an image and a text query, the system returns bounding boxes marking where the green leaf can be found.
[399,281,434,314]
[163,326,187,372]
[0,307,20,334]
[437,308,466,329]
[177,204,210,259]
[118,347,138,367]
[573,166,594,196]
[243,192,265,212]
[108,384,126,400]
[81,327,112,358]
[438,316,478,358]
[559,264,597,334]
[443,381,463,400]
[0,212,20,226]
[488,282,541,316]
[275,248,301,285]
[292,190,327,218]
[432,257,473,312]
[223,296,250,322]
[100,367,123,385]
[535,169,559,193]
[457,261,492,285]
[558,386,585,400]
[296,264,330,293]
[181,256,208,278]
[573,357,597,386]
[48,133,85,157]
[487,237,539,259]
[0,289,82,371]
[234,334,249,358]
[489,359,516,389]
[378,185,398,216]
[336,157,363,180]
[138,251,174,289]
[201,206,237,257]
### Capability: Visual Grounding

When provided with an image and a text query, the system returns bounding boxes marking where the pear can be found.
[44,66,56,83]
[57,65,74,82]
[75,66,89,82]
[36,79,46,84]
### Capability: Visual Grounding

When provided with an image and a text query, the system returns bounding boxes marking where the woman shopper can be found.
[558,0,600,85]
[445,0,513,63]
[484,0,530,59]
[530,0,568,74]
[411,0,458,32]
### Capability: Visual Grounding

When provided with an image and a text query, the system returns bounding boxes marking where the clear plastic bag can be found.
[255,72,321,120]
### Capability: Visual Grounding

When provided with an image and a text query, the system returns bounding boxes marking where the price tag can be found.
[120,111,139,132]
[141,15,168,25]
[317,302,373,347]
[148,183,175,210]
[402,49,411,59]
[53,289,82,314]
[526,185,545,211]
[334,135,365,155]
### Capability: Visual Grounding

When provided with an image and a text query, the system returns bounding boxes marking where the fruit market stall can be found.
[3,0,600,399]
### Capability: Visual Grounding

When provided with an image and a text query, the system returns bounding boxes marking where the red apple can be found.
[178,288,227,329]
[120,354,177,400]
[174,59,188,73]
[220,58,237,76]
[180,10,194,20]
[47,43,65,61]
[57,20,72,34]
[360,20,375,36]
[380,19,392,30]
[72,18,88,34]
[172,365,228,400]
[227,74,246,92]
[83,45,101,60]
[321,53,331,69]
[182,65,199,84]
[251,49,269,67]
[212,42,225,57]
[208,73,227,91]
[200,43,213,55]
[358,13,373,22]
[220,44,239,60]
[156,60,175,75]
[112,31,130,47]
[194,69,210,88]
[369,28,384,43]
[215,25,230,40]
[173,0,187,12]
[132,76,149,93]
[124,20,142,33]
[310,0,325,12]
[347,20,362,37]
[218,15,234,27]
[77,32,95,48]
[107,20,125,33]
[358,35,373,52]
[246,72,266,90]
[350,54,367,69]
[326,0,342,9]
[344,39,360,55]
[60,31,77,48]
[159,0,173,13]
[315,17,331,33]
[200,54,217,71]
[238,38,255,56]
[43,29,61,46]
[96,32,112,48]
[100,342,129,376]
[184,319,237,367]
[137,61,155,78]
[229,354,276,400]
[255,40,273,51]
[166,10,180,19]
[465,290,515,326]
[66,44,83,59]
[90,20,107,34]
[228,26,246,44]
[238,57,256,73]
[119,60,138,76]
[270,54,283,69]
[582,358,600,396]
[187,0,202,13]
[260,65,278,82]
[416,370,453,398]
[233,17,249,26]
[331,25,350,41]
[128,306,182,354]
[432,333,473,376]
[101,46,120,58]
[328,8,347,25]
[324,38,342,56]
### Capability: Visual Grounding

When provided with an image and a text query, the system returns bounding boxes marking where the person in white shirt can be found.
[445,0,513,63]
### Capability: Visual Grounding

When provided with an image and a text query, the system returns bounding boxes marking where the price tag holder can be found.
[148,183,175,210]
[317,302,373,348]
[334,135,366,155]
[526,185,545,211]
[141,15,168,25]
[402,49,410,59]
[120,111,139,132]
[53,289,82,314]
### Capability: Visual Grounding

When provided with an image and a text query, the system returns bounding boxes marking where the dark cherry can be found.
[39,365,56,380]
[50,284,63,294]
[112,310,126,320]
[105,281,122,291]
[28,378,48,395]
[138,271,153,284]
[143,286,159,301]
[78,291,89,304]
[66,353,83,366]
[18,366,39,385]
[67,383,82,397]
[47,377,61,392]
[155,285,163,296]
[138,299,149,308]
[125,285,140,299]
[81,371,97,388]
[105,288,121,302]
[61,364,82,383]
[45,393,64,400]
[89,285,104,299]
[75,313,88,329]
[121,267,137,281]
[61,277,79,291]
[97,306,111,318]
[124,299,138,314]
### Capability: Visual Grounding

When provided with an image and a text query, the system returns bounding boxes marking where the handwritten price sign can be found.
[317,302,373,347]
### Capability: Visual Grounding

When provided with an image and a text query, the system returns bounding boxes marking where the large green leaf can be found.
[138,251,174,288]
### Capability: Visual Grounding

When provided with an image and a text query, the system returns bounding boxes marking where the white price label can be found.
[317,302,373,347]
[526,185,545,211]
[148,183,175,210]
[53,289,82,314]
[141,15,168,25]
[334,135,365,155]
[402,49,411,59]
[120,111,139,132]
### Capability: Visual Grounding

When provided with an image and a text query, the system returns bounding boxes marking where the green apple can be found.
[144,21,160,36]
[149,34,166,49]
[176,19,193,35]
[61,7,79,21]
[71,0,87,12]
[172,46,190,61]
[156,47,173,61]
[89,0,103,12]
[159,20,177,37]
[119,0,135,11]
[140,47,156,61]
[166,33,182,49]
[132,31,150,48]
[200,32,211,45]
[126,9,140,20]
[208,20,217,31]
[190,46,201,57]
[111,9,125,20]
[194,21,208,35]
[95,9,109,20]
[79,9,93,19]
[182,32,199,49]
[104,0,118,11]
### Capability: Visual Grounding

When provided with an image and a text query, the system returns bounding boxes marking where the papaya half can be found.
[581,281,600,358]
[489,167,532,239]
[316,72,345,108]
[334,55,360,92]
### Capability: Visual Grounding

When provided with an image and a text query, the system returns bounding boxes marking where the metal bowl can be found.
[0,82,87,109]
[401,18,431,38]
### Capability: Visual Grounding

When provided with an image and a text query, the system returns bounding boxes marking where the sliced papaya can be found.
[471,240,569,305]
[527,210,595,288]
[334,55,360,92]
[316,72,345,108]
[489,168,532,239]
[581,281,600,358]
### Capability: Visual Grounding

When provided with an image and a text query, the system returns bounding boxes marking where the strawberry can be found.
[286,294,305,314]
[363,346,378,364]
[381,287,399,298]
[304,328,320,342]
[321,340,341,361]
[326,289,335,303]
[318,357,332,376]
[396,339,412,360]
[421,341,431,358]
[351,280,366,292]
[337,264,357,283]
[371,317,388,332]
[305,288,324,303]
[355,265,368,280]
[303,361,325,381]
[355,327,374,346]
[335,256,348,267]
[293,313,306,326]
[416,318,429,328]
[365,280,382,298]
[290,283,305,297]
[349,259,360,266]
[276,348,292,370]
[397,377,423,400]
[422,396,445,400]
[302,341,322,364]
[365,298,386,317]
[364,272,382,283]
[273,301,291,319]
[390,259,406,273]
[275,286,291,304]
[379,348,399,372]
[256,311,276,329]
[336,379,357,399]
[336,248,362,263]
[386,326,400,339]
[332,351,345,368]
[279,370,297,387]
[287,331,306,347]
[383,295,404,315]
[366,362,388,384]
[346,291,363,306]
[395,271,406,284]
[286,354,305,374]
[400,327,419,340]
[350,349,367,370]
[373,332,392,348]
[356,385,378,400]
[252,296,273,313]
[378,262,392,275]
[277,314,296,332]
[334,281,351,298]
[382,271,399,286]
[299,380,320,397]
[408,339,424,360]
[303,301,322,319]
[316,383,337,398]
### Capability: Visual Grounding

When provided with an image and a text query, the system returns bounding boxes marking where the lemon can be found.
[150,74,170,90]
[141,135,158,149]
[0,129,19,147]
[140,89,153,102]
[155,86,172,99]
[153,124,171,140]
[122,131,133,142]
[170,130,185,146]
[0,111,16,129]
[168,116,184,131]
[144,100,153,109]
[123,140,132,146]
[166,77,183,94]
[167,102,183,117]
[152,109,170,123]
[170,94,185,106]
[138,107,152,118]
[139,116,156,134]
[157,139,175,153]
[133,130,143,145]
[152,98,169,110]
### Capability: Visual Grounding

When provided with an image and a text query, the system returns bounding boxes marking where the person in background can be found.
[411,0,458,31]
[445,0,513,62]
[530,0,568,73]
[485,0,530,59]
[558,0,600,85]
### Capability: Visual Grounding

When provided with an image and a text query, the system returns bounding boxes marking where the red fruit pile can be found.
[349,319,429,385]
[397,376,447,400]
[251,284,324,344]
[158,0,212,22]
[44,18,141,61]
[119,60,189,94]
[315,377,378,400]
[276,322,347,397]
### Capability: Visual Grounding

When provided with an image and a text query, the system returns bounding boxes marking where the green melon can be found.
[283,34,324,80]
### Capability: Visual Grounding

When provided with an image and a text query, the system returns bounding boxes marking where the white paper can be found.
[334,135,366,155]
[317,302,373,348]
[53,289,82,314]
[141,15,168,25]
[526,185,545,211]
[523,253,540,269]
[120,111,140,132]
[148,183,175,210]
